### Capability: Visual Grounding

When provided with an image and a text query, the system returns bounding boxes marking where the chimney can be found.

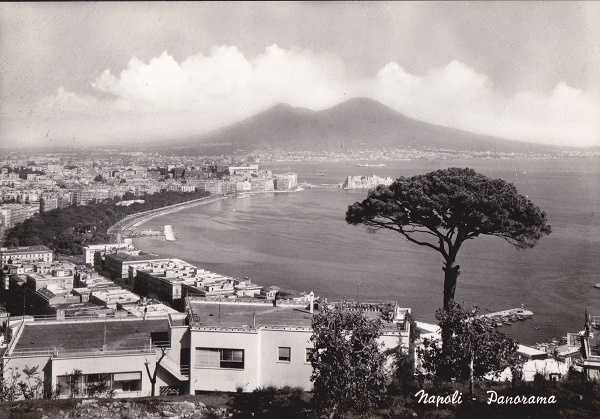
[309,291,314,314]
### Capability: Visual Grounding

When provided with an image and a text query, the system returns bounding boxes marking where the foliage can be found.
[66,369,83,398]
[0,366,47,401]
[418,304,521,393]
[18,365,44,400]
[346,167,551,310]
[310,305,386,418]
[0,367,22,401]
[86,375,115,398]
[228,385,310,419]
[3,190,210,255]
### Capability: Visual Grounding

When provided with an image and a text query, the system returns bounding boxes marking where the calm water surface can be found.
[135,158,600,344]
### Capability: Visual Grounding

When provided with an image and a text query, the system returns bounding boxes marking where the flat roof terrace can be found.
[189,300,314,329]
[13,319,168,352]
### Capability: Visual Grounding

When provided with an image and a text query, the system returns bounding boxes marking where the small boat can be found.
[316,173,326,176]
[594,283,600,289]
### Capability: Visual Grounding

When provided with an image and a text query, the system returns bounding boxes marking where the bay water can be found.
[134,158,600,344]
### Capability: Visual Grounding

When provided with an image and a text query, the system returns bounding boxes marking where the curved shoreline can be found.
[107,194,230,243]
[108,189,304,243]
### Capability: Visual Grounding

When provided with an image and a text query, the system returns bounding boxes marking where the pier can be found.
[164,224,176,241]
[481,307,533,327]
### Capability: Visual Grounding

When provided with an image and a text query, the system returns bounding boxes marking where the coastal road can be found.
[107,194,230,243]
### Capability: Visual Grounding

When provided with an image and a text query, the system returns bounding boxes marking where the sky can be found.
[1,2,599,149]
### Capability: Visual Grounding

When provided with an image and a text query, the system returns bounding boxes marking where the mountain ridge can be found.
[162,98,557,153]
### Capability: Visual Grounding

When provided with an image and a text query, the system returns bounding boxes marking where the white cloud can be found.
[371,61,600,147]
[11,46,600,147]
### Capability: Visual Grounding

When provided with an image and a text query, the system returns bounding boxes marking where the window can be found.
[305,348,315,363]
[278,347,291,362]
[196,348,245,369]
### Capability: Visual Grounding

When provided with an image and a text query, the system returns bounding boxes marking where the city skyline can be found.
[1,2,599,149]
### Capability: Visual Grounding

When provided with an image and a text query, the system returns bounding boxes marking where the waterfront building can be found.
[102,251,167,279]
[225,164,259,178]
[274,173,298,190]
[235,180,252,192]
[250,178,275,192]
[341,175,393,190]
[82,242,136,266]
[133,258,199,306]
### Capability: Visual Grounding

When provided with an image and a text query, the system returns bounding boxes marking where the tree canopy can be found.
[418,304,521,394]
[346,167,551,310]
[310,305,386,418]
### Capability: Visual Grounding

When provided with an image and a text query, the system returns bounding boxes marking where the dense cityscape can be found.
[2,1,600,417]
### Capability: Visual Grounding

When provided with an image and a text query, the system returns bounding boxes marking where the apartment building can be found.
[0,203,39,228]
[179,297,410,393]
[2,317,176,399]
[82,242,136,265]
[102,251,167,279]
[0,245,53,265]
[0,295,411,398]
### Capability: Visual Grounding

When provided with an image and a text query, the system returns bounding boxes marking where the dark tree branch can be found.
[346,167,551,311]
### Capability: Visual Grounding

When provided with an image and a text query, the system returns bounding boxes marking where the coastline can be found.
[107,194,230,243]
[108,188,304,243]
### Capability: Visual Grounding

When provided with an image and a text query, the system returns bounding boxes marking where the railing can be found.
[152,340,171,349]
[160,354,189,380]
[9,345,157,358]
[180,364,190,376]
[5,319,26,356]
[29,313,142,323]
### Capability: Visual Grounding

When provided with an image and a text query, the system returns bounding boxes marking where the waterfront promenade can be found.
[108,188,305,243]
[107,194,230,243]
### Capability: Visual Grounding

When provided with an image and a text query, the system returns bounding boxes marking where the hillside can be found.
[166,98,552,154]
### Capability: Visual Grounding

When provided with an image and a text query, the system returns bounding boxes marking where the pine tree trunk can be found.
[443,261,460,311]
[469,353,474,397]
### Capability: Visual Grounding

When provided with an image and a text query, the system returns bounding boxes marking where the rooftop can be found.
[13,318,167,352]
[187,299,404,331]
[188,299,314,329]
[0,245,52,254]
[104,251,165,263]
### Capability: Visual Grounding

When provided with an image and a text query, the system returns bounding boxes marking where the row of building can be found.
[0,244,411,398]
[0,163,298,228]
[2,243,600,401]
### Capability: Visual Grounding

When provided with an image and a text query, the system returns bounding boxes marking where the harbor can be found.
[481,306,534,327]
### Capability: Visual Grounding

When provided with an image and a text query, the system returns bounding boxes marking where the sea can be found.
[134,158,600,345]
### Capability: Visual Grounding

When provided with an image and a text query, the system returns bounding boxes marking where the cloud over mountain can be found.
[18,45,600,147]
